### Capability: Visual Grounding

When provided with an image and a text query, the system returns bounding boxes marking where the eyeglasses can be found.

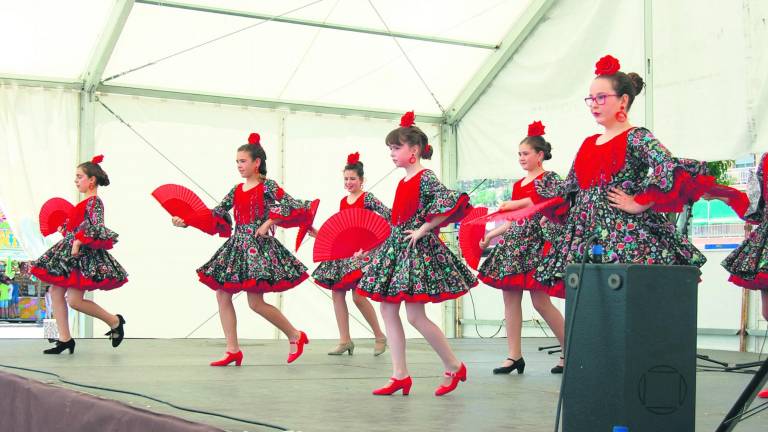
[584,94,619,107]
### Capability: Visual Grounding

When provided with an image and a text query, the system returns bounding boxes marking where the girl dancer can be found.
[31,155,128,354]
[173,133,313,366]
[357,111,477,396]
[535,55,711,291]
[310,152,388,356]
[477,121,566,375]
[722,152,768,399]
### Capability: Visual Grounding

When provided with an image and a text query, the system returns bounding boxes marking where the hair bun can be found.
[627,72,645,95]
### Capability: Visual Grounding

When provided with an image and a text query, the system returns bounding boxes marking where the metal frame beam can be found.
[445,0,554,125]
[0,75,82,90]
[97,83,444,123]
[643,0,654,130]
[76,0,134,339]
[135,0,498,50]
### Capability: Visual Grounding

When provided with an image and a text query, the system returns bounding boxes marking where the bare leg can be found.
[404,302,461,386]
[214,290,239,352]
[247,292,300,353]
[500,289,523,367]
[66,289,119,328]
[50,286,71,341]
[352,291,386,339]
[530,290,566,366]
[381,302,408,378]
[332,290,351,343]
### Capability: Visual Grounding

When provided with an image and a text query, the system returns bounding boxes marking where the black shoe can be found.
[105,314,126,348]
[44,339,76,355]
[551,357,564,374]
[493,357,525,375]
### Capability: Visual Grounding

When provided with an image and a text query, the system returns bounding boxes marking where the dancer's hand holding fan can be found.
[39,198,75,236]
[313,208,391,262]
[152,184,231,237]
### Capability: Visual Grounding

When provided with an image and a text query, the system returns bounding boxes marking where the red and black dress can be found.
[31,196,128,290]
[311,192,391,291]
[722,153,768,290]
[477,172,565,298]
[535,127,712,287]
[356,169,477,303]
[196,180,314,293]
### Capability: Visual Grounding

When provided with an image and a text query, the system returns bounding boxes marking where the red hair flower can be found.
[347,152,360,165]
[527,121,545,137]
[91,154,104,164]
[400,111,415,128]
[595,55,621,75]
[424,144,432,153]
[248,133,261,145]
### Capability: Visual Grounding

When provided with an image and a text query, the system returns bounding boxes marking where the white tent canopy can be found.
[1,0,767,343]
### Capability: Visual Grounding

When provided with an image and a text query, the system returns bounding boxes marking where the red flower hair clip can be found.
[248,133,261,145]
[595,55,620,75]
[527,121,545,137]
[91,154,104,164]
[400,111,415,128]
[347,152,360,165]
[424,144,432,153]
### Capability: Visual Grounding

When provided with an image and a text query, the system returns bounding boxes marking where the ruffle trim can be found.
[197,271,308,293]
[425,194,472,228]
[635,170,716,212]
[313,269,363,291]
[30,266,127,291]
[74,231,115,250]
[728,273,768,291]
[478,269,564,298]
[355,281,477,304]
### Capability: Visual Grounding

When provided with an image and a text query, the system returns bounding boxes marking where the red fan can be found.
[458,207,489,270]
[151,184,230,237]
[313,208,391,262]
[295,199,320,252]
[707,184,750,218]
[39,198,74,236]
[469,197,566,226]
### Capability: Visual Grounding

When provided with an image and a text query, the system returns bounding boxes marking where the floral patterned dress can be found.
[478,172,565,298]
[722,153,768,290]
[534,127,712,286]
[31,196,128,290]
[196,180,314,293]
[356,169,477,303]
[311,192,391,291]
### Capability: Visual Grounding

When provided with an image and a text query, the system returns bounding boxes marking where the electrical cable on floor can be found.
[0,363,292,432]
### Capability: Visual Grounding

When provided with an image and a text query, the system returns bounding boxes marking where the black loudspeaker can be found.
[562,264,699,432]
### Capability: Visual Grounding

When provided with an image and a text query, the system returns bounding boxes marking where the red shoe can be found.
[287,331,309,364]
[759,389,768,399]
[373,376,413,396]
[435,363,467,396]
[210,351,243,367]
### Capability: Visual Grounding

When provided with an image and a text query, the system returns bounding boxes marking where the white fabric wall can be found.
[458,0,768,182]
[91,94,443,339]
[0,85,79,258]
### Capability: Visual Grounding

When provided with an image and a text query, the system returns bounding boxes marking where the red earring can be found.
[409,154,416,164]
[615,106,627,122]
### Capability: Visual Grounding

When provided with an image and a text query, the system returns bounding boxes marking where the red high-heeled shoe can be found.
[759,389,768,399]
[287,331,309,364]
[435,362,467,396]
[372,376,413,396]
[210,351,243,367]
